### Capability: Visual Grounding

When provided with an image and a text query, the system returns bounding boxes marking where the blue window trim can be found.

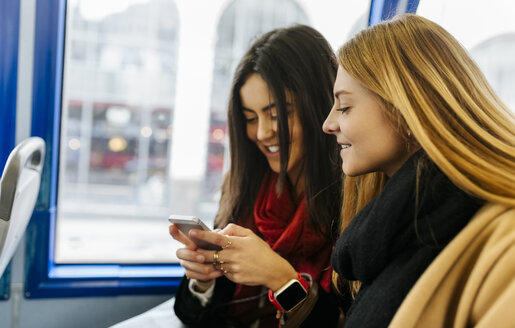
[369,0,420,26]
[0,0,19,176]
[0,0,20,301]
[24,0,182,299]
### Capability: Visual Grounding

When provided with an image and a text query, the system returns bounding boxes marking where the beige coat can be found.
[390,203,515,328]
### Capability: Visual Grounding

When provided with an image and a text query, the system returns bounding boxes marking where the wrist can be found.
[192,279,214,293]
[268,273,309,312]
[268,264,298,292]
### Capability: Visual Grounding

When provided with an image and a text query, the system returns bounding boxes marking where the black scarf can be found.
[332,151,483,328]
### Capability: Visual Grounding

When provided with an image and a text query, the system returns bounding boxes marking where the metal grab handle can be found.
[0,137,46,221]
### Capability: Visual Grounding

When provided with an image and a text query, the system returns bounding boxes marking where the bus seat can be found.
[0,137,45,277]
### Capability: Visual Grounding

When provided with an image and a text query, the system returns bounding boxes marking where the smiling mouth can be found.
[266,145,279,153]
[341,144,351,149]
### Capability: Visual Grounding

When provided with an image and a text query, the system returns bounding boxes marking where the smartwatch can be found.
[268,273,309,312]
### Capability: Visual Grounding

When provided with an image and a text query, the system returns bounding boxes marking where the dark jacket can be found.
[174,275,342,327]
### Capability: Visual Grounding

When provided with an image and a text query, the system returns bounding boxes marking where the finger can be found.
[169,224,190,244]
[220,223,251,237]
[176,248,206,263]
[189,229,232,248]
[170,224,197,250]
[180,260,216,275]
[220,264,241,282]
[220,263,236,275]
[194,249,216,263]
[181,262,224,280]
[195,248,233,264]
[185,269,224,281]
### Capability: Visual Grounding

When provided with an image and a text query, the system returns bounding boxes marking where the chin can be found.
[341,165,364,177]
[267,162,281,174]
[342,164,353,176]
[343,165,381,177]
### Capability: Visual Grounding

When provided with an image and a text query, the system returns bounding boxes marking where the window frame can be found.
[0,0,20,301]
[369,0,420,25]
[24,0,182,299]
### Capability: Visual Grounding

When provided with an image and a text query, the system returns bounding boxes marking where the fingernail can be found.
[196,255,204,262]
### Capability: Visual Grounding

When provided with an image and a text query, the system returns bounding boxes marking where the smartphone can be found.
[168,215,222,251]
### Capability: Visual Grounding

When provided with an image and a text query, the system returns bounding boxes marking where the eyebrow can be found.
[242,103,278,113]
[333,89,352,98]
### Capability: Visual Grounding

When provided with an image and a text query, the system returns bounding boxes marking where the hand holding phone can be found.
[168,215,222,251]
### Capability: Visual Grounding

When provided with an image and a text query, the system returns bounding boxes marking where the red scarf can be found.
[252,172,333,290]
[228,172,333,326]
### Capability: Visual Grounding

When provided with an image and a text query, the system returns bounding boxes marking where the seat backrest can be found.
[0,137,45,277]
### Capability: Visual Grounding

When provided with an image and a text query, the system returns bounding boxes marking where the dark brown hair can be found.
[215,25,342,239]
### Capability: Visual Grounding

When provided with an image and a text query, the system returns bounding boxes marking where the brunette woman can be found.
[170,25,343,327]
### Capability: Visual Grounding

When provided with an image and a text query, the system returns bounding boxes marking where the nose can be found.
[323,106,340,135]
[257,116,275,141]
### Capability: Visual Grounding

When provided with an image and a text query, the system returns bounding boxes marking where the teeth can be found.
[267,146,279,153]
[341,144,350,149]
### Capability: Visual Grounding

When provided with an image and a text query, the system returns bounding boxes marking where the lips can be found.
[341,144,351,149]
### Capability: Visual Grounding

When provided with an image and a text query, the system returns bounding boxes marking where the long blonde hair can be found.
[335,13,515,295]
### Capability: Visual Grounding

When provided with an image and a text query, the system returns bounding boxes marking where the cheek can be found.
[365,122,406,168]
[383,132,407,157]
[291,132,303,157]
[246,125,257,142]
[339,117,360,142]
[290,120,303,156]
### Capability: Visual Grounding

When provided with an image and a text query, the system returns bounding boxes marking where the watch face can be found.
[275,281,307,311]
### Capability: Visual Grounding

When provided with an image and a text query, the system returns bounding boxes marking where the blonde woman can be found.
[323,14,515,327]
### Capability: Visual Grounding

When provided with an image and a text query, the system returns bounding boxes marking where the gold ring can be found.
[213,250,219,264]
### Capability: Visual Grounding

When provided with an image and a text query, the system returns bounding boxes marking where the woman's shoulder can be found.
[463,202,515,242]
[390,202,515,327]
[421,202,515,286]
[468,203,515,290]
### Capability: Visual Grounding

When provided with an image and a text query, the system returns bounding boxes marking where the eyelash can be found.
[336,107,350,114]
[244,114,278,123]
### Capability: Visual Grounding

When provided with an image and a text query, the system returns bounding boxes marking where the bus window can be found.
[417,0,515,112]
[57,0,181,264]
[56,0,370,267]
